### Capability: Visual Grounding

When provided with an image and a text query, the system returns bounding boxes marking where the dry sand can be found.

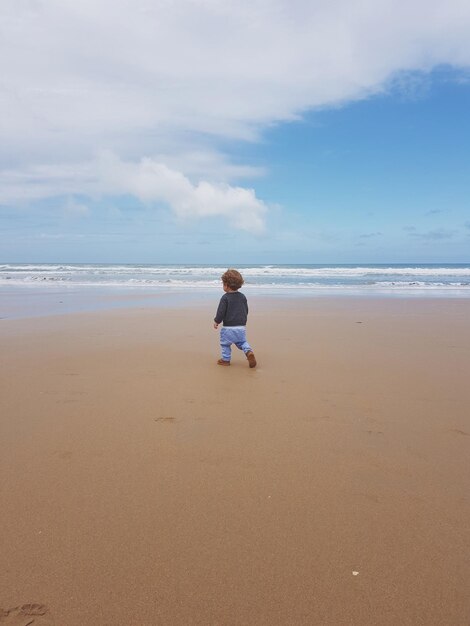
[1,297,469,625]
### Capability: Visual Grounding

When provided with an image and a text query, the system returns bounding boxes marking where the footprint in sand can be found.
[0,604,48,626]
[450,428,470,437]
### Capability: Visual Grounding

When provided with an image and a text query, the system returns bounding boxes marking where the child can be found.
[213,269,257,368]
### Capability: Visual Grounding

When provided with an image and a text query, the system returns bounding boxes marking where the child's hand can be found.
[213,322,219,329]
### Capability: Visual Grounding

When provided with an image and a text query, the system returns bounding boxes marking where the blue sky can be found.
[1,1,470,263]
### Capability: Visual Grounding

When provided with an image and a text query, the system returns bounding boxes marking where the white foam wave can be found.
[2,264,470,277]
[1,263,469,297]
[1,277,470,291]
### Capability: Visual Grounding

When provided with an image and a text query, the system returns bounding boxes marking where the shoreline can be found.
[1,299,469,624]
[2,282,470,321]
[2,261,470,321]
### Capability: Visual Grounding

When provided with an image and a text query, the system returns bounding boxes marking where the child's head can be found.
[221,268,244,291]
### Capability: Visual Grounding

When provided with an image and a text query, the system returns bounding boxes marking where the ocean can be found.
[1,263,470,295]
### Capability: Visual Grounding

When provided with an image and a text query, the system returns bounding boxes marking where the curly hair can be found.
[221,268,244,291]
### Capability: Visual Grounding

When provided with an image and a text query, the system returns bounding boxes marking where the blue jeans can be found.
[220,326,252,361]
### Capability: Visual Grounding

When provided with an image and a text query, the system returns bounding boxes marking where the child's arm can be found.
[213,296,227,329]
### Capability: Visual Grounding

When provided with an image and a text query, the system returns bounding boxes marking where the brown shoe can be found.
[246,351,257,368]
[217,359,230,366]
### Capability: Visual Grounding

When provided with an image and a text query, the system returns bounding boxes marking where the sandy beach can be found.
[1,296,469,625]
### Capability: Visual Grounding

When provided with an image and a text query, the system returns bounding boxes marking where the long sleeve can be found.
[214,295,227,324]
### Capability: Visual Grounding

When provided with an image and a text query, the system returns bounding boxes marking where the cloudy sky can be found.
[1,0,470,263]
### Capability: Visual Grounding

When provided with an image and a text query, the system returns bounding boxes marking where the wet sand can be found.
[1,297,469,625]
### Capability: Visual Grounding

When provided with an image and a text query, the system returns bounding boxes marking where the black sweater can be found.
[214,292,248,326]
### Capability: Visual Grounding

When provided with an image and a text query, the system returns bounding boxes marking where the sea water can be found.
[2,263,470,319]
[1,263,470,294]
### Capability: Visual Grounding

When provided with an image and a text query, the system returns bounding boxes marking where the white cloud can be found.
[98,152,268,232]
[2,0,470,222]
[63,198,90,217]
[0,153,268,232]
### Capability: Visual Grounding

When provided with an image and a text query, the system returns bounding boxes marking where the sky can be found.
[1,0,470,264]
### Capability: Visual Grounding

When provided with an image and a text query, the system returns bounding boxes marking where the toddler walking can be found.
[213,269,257,368]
